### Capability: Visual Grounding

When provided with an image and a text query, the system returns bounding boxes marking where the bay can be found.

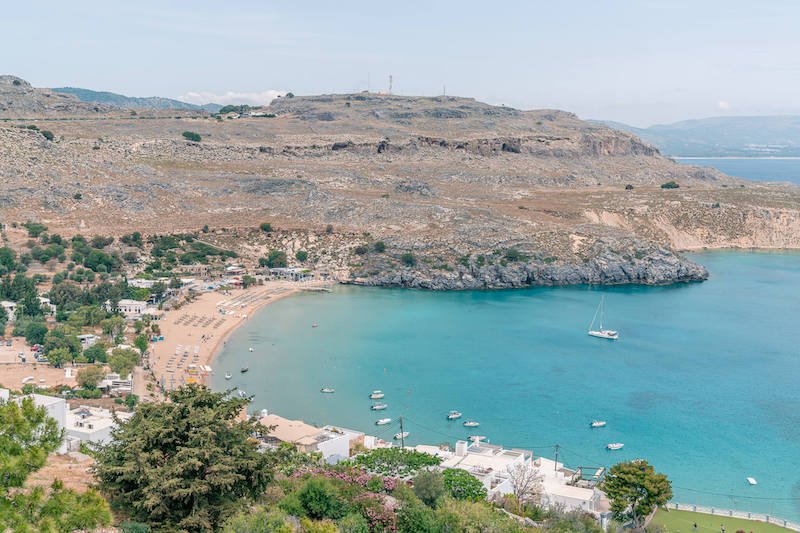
[212,251,800,521]
[675,157,800,184]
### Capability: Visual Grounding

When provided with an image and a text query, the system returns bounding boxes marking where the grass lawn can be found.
[651,509,793,533]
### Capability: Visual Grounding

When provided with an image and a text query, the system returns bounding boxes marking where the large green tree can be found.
[94,385,274,531]
[602,460,672,529]
[0,397,62,492]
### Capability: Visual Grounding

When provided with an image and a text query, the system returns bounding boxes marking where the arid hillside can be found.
[2,80,799,288]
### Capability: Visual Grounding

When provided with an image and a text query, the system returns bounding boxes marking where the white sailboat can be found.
[588,296,619,340]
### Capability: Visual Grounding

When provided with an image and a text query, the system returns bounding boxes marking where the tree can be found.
[442,468,487,501]
[413,470,446,508]
[182,131,202,142]
[14,319,48,345]
[84,342,109,363]
[660,181,680,189]
[94,385,274,531]
[40,130,54,141]
[108,347,140,377]
[295,250,308,262]
[400,253,416,267]
[373,241,386,253]
[259,222,272,232]
[353,245,368,255]
[77,365,106,388]
[134,334,148,354]
[0,396,62,491]
[46,347,72,368]
[101,315,126,339]
[298,477,345,520]
[265,250,287,268]
[506,462,543,512]
[602,460,672,529]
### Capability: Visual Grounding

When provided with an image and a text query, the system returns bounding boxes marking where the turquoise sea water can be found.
[675,157,800,184]
[212,251,800,520]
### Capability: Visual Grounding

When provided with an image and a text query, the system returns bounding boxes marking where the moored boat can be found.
[606,442,624,450]
[469,435,487,443]
[747,476,758,486]
[371,403,388,411]
[591,420,607,428]
[369,390,385,399]
[249,347,254,352]
[463,420,480,428]
[375,418,392,425]
[240,367,249,373]
[588,296,619,340]
[237,390,248,398]
[320,387,335,393]
[224,372,232,380]
[447,410,462,420]
[394,431,409,440]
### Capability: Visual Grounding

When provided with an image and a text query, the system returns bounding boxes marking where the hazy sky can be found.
[5,0,800,126]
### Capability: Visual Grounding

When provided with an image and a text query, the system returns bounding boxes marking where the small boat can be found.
[249,347,254,352]
[240,367,249,373]
[375,418,392,425]
[369,390,385,399]
[591,420,607,428]
[320,387,335,394]
[393,431,409,440]
[588,296,619,340]
[312,323,318,328]
[237,390,248,398]
[224,372,232,380]
[606,443,624,450]
[463,420,480,428]
[447,410,463,420]
[371,403,388,411]
[469,435,487,443]
[746,477,758,486]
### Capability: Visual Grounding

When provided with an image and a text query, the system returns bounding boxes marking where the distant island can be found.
[52,86,223,112]
[601,115,800,157]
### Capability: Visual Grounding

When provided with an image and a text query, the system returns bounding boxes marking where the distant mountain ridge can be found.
[601,115,800,157]
[52,87,222,113]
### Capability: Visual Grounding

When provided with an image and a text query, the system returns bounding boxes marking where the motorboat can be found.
[591,420,607,428]
[320,387,335,393]
[249,347,254,352]
[371,403,388,411]
[393,431,409,440]
[224,372,232,380]
[312,323,318,328]
[369,390,385,399]
[588,296,619,340]
[469,435,487,443]
[463,420,480,428]
[606,443,624,450]
[447,410,463,420]
[746,477,758,486]
[375,418,392,425]
[237,390,248,398]
[240,367,249,373]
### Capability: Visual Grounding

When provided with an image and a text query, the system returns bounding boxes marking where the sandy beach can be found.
[144,280,331,398]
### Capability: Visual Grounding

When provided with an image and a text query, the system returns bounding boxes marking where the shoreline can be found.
[148,280,332,394]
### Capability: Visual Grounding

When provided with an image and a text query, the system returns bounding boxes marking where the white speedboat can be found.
[375,418,392,425]
[588,296,619,340]
[237,390,248,399]
[224,372,232,380]
[463,420,480,428]
[240,367,249,373]
[447,410,463,420]
[320,387,335,394]
[249,347,254,352]
[312,323,318,328]
[606,442,624,450]
[591,420,607,428]
[393,431,409,440]
[746,477,758,486]
[369,390,385,399]
[371,403,388,411]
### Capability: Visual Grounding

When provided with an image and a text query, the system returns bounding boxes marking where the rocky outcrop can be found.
[0,76,114,116]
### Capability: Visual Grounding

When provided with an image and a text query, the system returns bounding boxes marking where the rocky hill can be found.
[0,76,115,116]
[1,82,799,289]
[52,87,222,112]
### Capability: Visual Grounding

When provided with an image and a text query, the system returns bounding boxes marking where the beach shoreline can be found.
[145,280,332,396]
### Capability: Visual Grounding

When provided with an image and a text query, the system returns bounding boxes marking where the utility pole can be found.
[399,416,405,449]
[554,444,559,471]
[389,74,393,95]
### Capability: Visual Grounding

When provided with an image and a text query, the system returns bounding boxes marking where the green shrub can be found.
[264,250,287,268]
[260,222,272,232]
[295,250,308,262]
[41,130,54,141]
[182,131,201,142]
[442,468,487,501]
[660,181,679,189]
[373,241,386,253]
[413,470,445,508]
[400,253,416,267]
[353,245,368,255]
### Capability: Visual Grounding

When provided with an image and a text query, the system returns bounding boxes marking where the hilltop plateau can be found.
[2,78,799,288]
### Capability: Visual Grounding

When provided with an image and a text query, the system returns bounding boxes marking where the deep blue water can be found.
[213,251,800,520]
[676,157,800,184]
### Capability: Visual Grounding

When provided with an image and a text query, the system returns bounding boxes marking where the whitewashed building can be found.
[106,299,148,320]
[66,405,133,445]
[1,301,16,323]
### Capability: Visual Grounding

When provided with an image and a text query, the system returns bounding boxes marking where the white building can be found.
[1,300,16,323]
[38,297,56,316]
[1,389,68,453]
[77,333,100,348]
[107,299,148,320]
[257,413,364,462]
[66,405,133,445]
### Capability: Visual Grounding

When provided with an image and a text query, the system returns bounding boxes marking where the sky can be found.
[4,0,800,126]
